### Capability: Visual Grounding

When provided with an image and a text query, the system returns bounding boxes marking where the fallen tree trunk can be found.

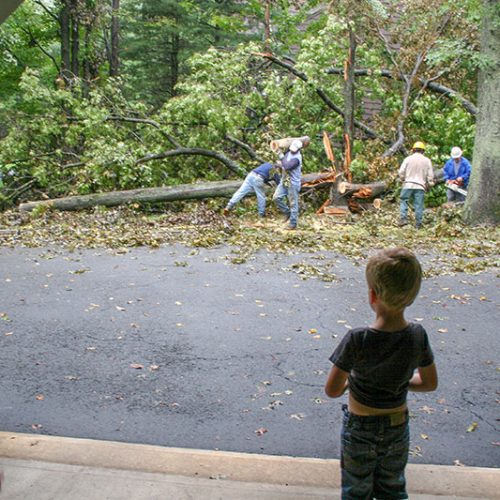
[19,171,339,212]
[19,180,244,212]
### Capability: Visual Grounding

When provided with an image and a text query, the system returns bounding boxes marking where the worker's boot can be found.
[397,218,408,227]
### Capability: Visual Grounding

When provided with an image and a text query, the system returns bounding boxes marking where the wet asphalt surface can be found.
[0,245,498,468]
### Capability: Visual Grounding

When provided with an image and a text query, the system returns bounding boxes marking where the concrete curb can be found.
[1,432,498,498]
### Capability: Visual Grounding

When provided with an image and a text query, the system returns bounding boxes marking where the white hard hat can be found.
[451,147,462,159]
[289,140,303,153]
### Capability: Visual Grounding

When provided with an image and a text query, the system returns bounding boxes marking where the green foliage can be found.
[0,70,168,199]
[0,1,59,101]
[0,0,483,211]
[425,183,447,208]
[409,96,475,166]
[121,0,256,106]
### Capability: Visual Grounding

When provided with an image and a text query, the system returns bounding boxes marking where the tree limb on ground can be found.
[18,171,337,212]
[19,180,244,212]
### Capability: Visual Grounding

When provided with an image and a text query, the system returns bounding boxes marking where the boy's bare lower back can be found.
[348,393,408,416]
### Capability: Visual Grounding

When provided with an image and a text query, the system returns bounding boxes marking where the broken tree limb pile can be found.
[311,174,387,217]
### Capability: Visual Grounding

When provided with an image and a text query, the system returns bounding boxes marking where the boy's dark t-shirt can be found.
[330,323,434,409]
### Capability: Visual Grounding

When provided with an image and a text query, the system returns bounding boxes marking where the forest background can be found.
[0,0,498,265]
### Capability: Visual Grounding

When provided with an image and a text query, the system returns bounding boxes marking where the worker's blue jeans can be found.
[226,172,267,216]
[340,405,409,500]
[400,188,424,226]
[273,181,300,227]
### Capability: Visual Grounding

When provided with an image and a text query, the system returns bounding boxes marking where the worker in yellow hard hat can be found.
[398,141,434,229]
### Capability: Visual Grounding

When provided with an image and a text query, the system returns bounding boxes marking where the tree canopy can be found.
[0,0,495,223]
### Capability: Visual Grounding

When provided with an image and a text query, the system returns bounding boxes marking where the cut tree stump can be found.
[348,198,382,213]
[338,181,387,198]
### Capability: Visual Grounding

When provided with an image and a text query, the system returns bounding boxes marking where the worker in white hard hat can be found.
[398,141,435,229]
[443,147,471,203]
[272,139,306,230]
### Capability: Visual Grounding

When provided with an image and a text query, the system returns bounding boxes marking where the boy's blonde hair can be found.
[366,248,422,309]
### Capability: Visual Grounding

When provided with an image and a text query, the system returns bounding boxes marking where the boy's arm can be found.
[325,365,349,398]
[409,362,438,392]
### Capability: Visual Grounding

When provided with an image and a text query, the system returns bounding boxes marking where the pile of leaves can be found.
[0,202,497,278]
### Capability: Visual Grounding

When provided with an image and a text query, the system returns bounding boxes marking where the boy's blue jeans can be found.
[400,188,424,226]
[341,405,409,500]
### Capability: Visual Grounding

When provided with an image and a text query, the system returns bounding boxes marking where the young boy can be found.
[325,247,438,500]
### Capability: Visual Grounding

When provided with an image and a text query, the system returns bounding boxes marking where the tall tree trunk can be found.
[170,30,179,96]
[110,0,120,77]
[464,0,500,224]
[82,24,91,98]
[264,0,271,51]
[59,1,71,81]
[70,4,79,78]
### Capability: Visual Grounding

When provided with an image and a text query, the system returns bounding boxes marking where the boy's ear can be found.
[368,288,378,305]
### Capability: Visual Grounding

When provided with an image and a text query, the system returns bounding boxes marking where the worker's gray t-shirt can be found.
[330,323,434,409]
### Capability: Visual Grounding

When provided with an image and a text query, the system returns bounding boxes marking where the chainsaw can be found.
[447,183,468,197]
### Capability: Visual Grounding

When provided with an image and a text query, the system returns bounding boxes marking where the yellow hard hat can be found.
[412,141,426,150]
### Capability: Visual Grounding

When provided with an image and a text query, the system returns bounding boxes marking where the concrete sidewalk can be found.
[0,432,498,499]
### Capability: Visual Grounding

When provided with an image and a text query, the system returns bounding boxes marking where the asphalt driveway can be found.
[0,245,498,468]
